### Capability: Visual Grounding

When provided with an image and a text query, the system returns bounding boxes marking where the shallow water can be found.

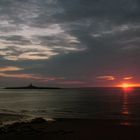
[0,88,140,125]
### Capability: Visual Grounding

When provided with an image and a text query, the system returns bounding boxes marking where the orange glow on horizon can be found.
[117,83,140,92]
[117,82,140,88]
[122,83,131,88]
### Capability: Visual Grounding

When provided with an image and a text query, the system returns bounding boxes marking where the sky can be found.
[0,0,140,87]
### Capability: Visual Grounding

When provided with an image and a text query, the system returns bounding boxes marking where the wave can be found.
[0,109,54,126]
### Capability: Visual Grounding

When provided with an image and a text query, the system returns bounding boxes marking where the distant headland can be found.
[5,83,61,89]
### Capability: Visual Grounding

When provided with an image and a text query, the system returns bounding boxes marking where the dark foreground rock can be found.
[0,118,140,140]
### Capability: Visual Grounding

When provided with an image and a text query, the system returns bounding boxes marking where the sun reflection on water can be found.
[121,89,132,126]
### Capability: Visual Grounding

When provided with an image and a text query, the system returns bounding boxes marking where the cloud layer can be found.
[0,0,85,61]
[0,0,140,86]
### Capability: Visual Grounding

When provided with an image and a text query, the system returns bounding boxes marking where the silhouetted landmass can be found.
[5,83,61,89]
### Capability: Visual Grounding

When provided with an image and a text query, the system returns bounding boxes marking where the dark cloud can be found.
[57,0,140,22]
[0,35,31,45]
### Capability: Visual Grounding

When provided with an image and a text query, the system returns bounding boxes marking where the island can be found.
[5,83,61,89]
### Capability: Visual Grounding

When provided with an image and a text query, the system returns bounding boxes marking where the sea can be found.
[0,88,140,125]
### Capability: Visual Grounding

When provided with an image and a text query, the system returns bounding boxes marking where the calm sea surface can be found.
[0,88,140,124]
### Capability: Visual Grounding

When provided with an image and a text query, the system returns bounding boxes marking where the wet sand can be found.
[0,118,140,140]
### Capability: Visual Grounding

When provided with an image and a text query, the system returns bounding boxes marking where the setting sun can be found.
[120,83,134,92]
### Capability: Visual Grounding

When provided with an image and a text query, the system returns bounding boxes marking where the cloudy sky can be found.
[0,0,140,87]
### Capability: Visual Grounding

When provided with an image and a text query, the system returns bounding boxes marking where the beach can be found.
[0,118,140,140]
